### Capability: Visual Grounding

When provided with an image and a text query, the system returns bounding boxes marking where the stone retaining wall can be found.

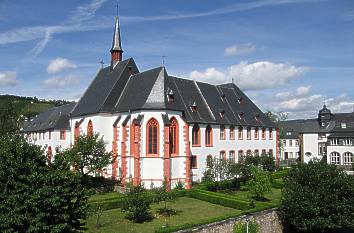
[176,208,283,233]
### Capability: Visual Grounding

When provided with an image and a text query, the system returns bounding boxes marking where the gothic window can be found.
[169,117,179,155]
[192,124,200,146]
[147,118,159,156]
[205,125,213,146]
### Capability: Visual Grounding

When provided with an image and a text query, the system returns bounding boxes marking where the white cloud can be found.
[44,74,80,88]
[189,61,308,89]
[224,43,255,56]
[0,71,17,86]
[296,85,311,96]
[47,58,77,74]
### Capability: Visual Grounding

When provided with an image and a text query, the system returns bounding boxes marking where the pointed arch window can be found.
[192,124,200,146]
[169,117,179,155]
[205,125,213,146]
[147,118,159,156]
[87,120,93,137]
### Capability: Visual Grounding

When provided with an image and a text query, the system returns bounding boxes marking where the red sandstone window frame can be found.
[238,126,243,140]
[269,149,274,156]
[220,125,226,140]
[230,126,235,140]
[254,127,259,140]
[247,127,251,140]
[206,155,213,167]
[269,128,273,140]
[254,149,259,156]
[247,149,252,156]
[169,117,179,155]
[229,150,235,162]
[238,150,244,160]
[192,124,201,147]
[60,129,66,140]
[219,150,226,160]
[205,125,213,147]
[262,149,267,155]
[146,118,159,157]
[262,128,266,140]
[87,120,93,137]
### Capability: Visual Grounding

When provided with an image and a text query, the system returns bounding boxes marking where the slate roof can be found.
[279,112,354,137]
[22,102,76,132]
[71,58,138,117]
[24,58,276,131]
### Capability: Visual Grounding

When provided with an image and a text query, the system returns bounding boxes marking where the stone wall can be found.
[176,208,283,233]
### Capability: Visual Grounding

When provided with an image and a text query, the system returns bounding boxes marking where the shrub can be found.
[121,185,152,222]
[153,178,177,216]
[281,161,354,232]
[81,175,120,193]
[234,219,259,233]
[174,180,185,190]
[204,178,241,192]
[247,166,271,200]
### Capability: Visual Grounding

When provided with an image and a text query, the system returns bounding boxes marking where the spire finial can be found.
[231,77,234,84]
[162,55,166,67]
[115,0,119,17]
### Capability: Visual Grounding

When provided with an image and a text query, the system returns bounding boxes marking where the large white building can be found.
[279,105,354,173]
[23,17,278,189]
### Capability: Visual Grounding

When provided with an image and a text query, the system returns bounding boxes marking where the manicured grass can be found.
[85,197,242,233]
[89,192,124,203]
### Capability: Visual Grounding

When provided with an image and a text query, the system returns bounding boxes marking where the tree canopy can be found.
[281,161,354,232]
[0,134,89,232]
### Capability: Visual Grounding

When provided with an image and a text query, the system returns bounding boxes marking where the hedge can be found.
[187,189,251,210]
[271,178,283,189]
[271,169,289,179]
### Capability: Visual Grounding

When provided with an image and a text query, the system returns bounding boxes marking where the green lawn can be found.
[85,197,242,233]
[224,187,282,205]
[89,192,124,203]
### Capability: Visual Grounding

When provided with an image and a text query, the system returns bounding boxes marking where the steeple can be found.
[110,16,123,68]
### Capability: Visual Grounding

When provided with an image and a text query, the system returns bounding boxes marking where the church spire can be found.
[110,16,123,68]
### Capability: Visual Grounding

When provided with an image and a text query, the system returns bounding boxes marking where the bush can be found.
[243,154,276,172]
[281,161,354,232]
[204,178,241,192]
[234,219,259,233]
[247,166,272,200]
[121,185,153,222]
[81,175,120,193]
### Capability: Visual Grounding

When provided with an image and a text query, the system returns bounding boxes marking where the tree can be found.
[0,101,21,135]
[62,133,112,176]
[247,166,271,200]
[281,161,354,232]
[0,134,89,232]
[121,184,153,222]
[153,177,177,216]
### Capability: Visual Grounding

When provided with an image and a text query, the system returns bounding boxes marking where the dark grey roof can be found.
[280,112,354,136]
[112,116,121,127]
[22,103,76,132]
[121,115,130,127]
[71,58,138,117]
[110,17,122,52]
[134,114,144,125]
[114,67,275,127]
[328,132,354,138]
[162,114,170,125]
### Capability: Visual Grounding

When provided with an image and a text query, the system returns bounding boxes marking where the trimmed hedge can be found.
[204,179,241,192]
[187,189,250,210]
[271,169,289,179]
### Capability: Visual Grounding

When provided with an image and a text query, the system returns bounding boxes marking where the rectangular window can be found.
[238,127,243,140]
[60,130,66,140]
[283,140,287,147]
[289,140,293,147]
[269,149,273,156]
[318,142,326,155]
[289,152,293,158]
[229,126,235,140]
[220,125,225,140]
[247,128,251,140]
[39,133,41,140]
[295,140,299,146]
[191,155,197,169]
[341,122,347,128]
[269,129,273,140]
[262,128,266,140]
[219,151,226,160]
[262,149,266,155]
[229,151,235,161]
[254,128,259,140]
[318,133,326,140]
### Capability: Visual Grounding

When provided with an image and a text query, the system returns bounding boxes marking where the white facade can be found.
[280,138,300,161]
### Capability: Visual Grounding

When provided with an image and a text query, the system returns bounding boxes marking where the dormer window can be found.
[167,89,174,102]
[191,102,197,112]
[237,97,243,104]
[341,122,347,129]
[220,110,225,119]
[239,112,244,120]
[255,114,260,121]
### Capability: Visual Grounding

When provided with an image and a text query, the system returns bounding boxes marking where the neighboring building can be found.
[23,17,278,189]
[277,120,301,163]
[279,105,354,173]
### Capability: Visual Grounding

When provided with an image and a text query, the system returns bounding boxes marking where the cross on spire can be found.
[162,55,166,67]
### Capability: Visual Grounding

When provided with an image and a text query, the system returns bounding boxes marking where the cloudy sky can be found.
[0,0,354,119]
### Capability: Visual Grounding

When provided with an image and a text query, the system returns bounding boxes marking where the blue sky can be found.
[0,0,354,119]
